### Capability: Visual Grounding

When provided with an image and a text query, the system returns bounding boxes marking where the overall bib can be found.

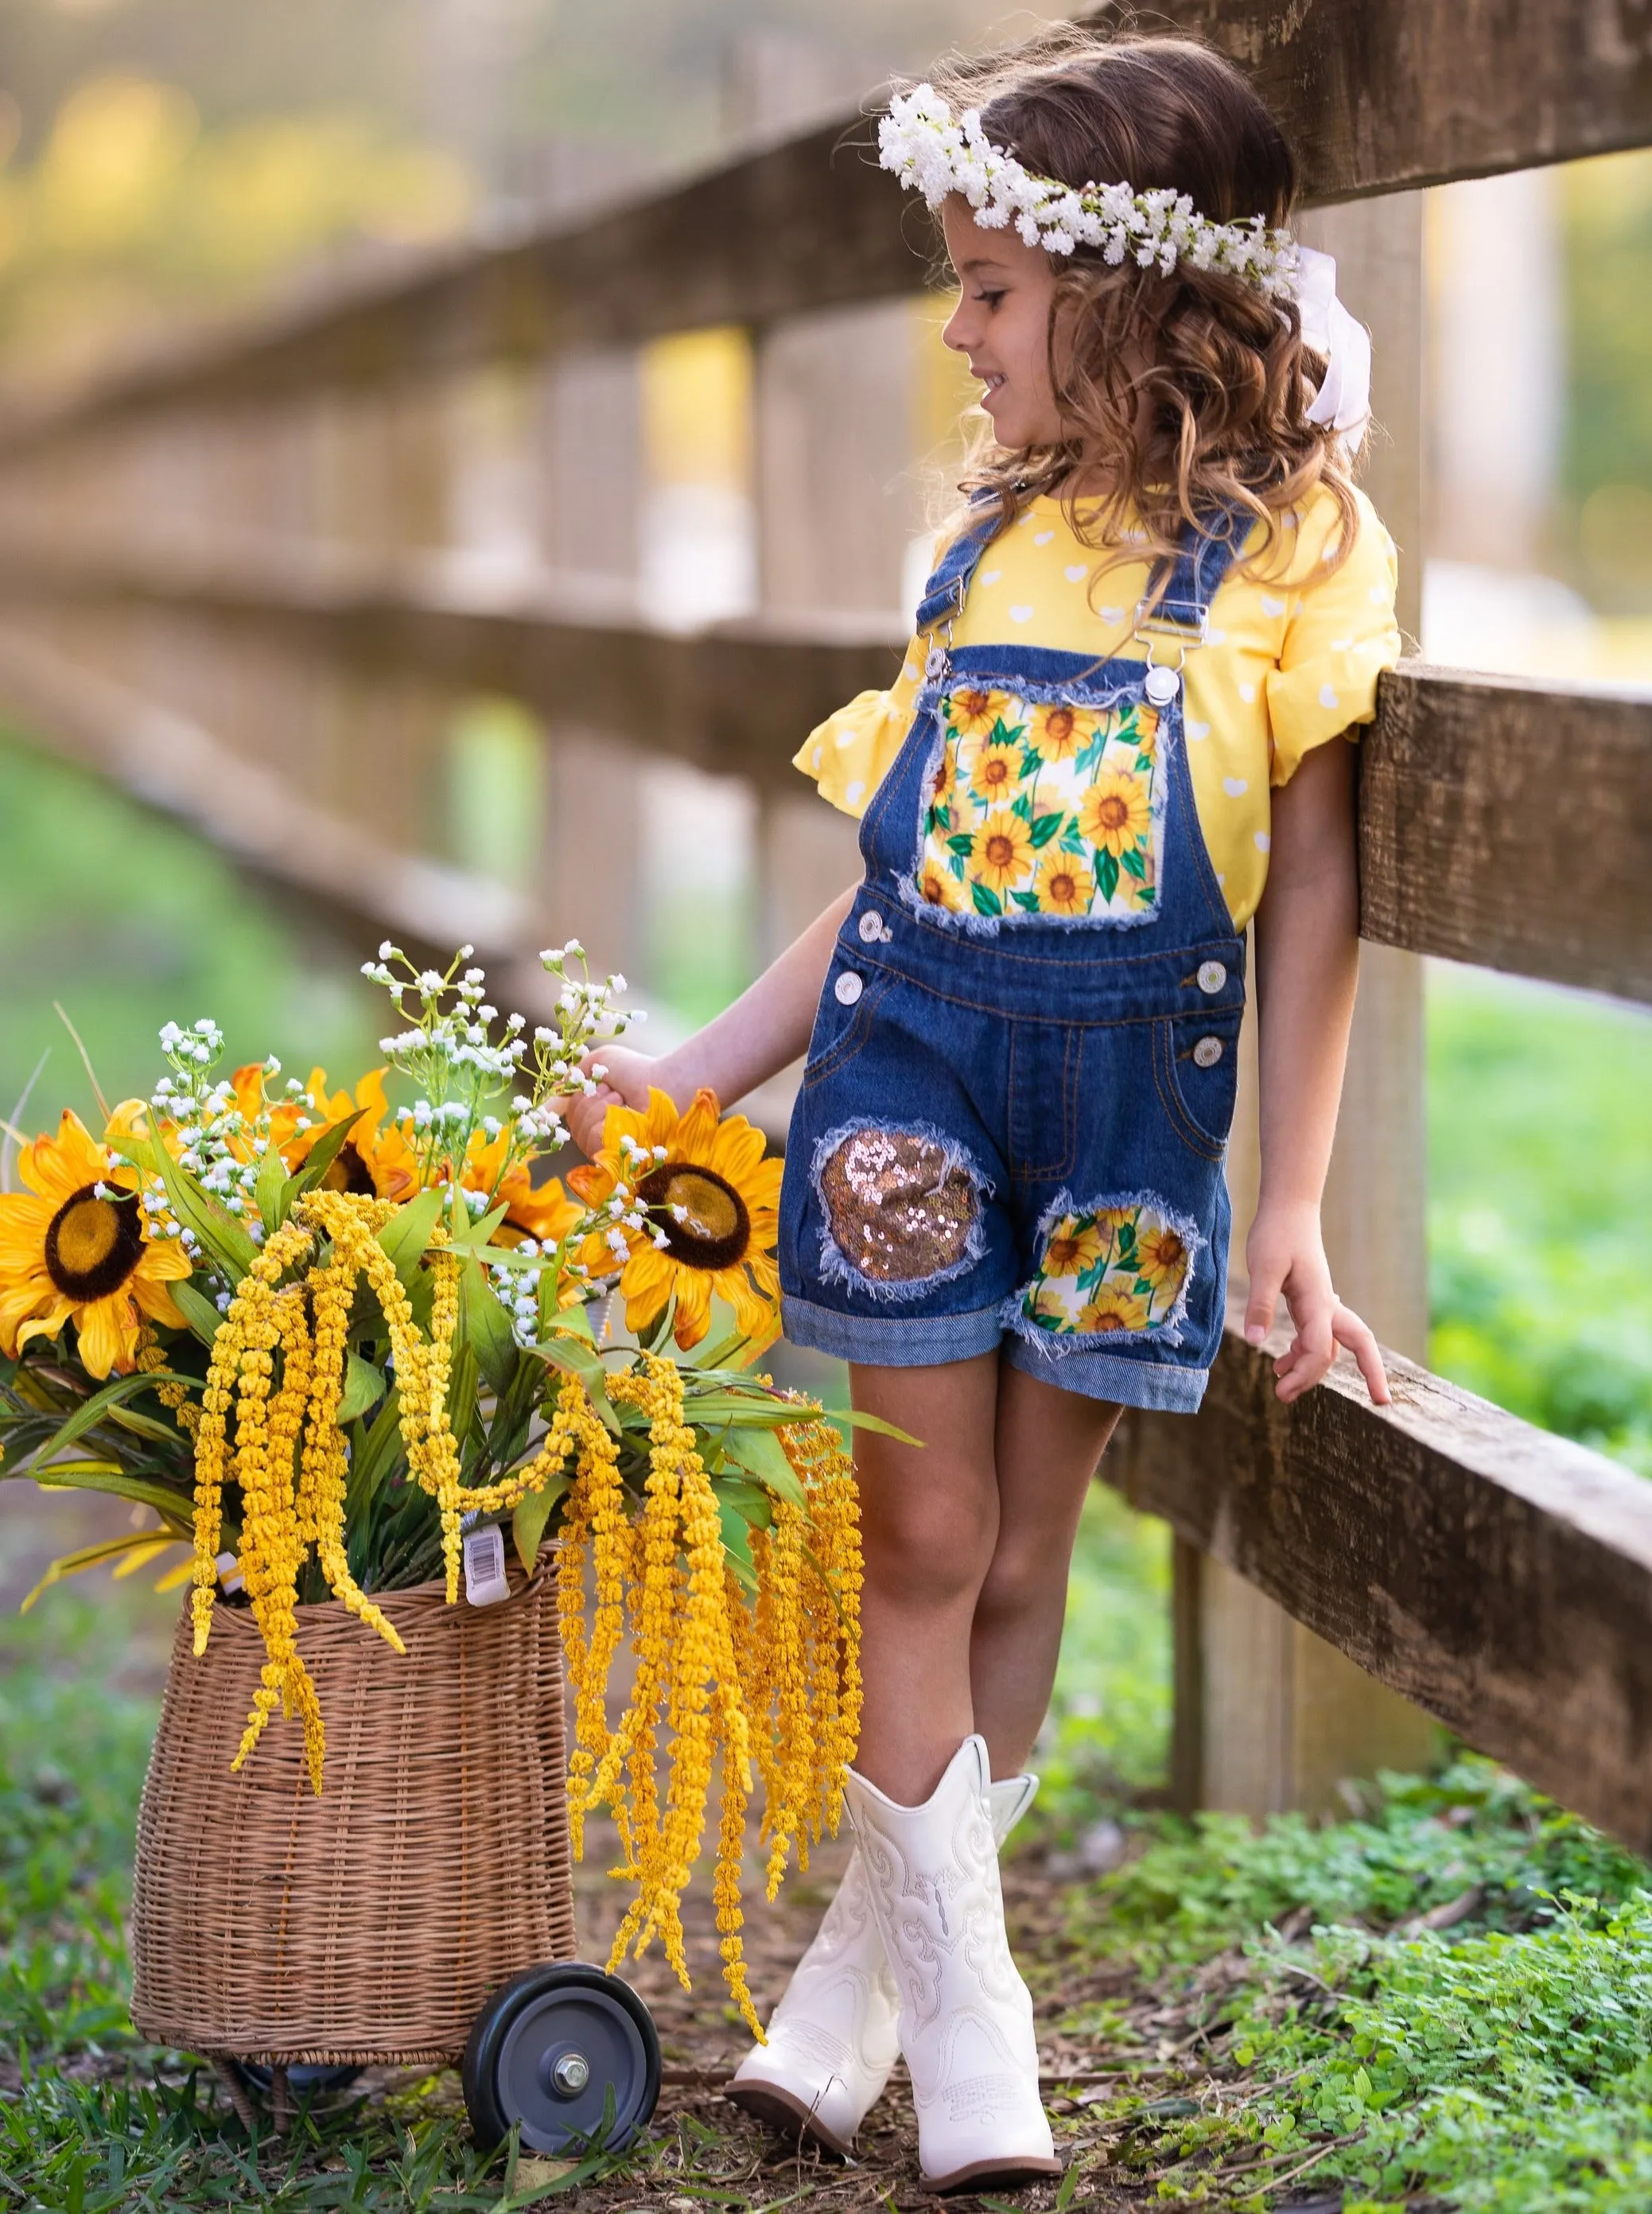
[778,505,1250,1412]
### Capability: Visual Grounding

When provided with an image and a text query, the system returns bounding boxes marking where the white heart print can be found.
[1239,682,1257,703]
[1009,604,1036,624]
[1063,565,1087,583]
[979,569,1001,586]
[1222,776,1248,797]
[1033,530,1054,545]
[1261,594,1286,617]
[1186,718,1211,741]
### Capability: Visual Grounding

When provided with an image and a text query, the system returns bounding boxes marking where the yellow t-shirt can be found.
[793,483,1401,929]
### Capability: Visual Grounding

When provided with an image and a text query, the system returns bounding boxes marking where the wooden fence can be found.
[2,2,1650,1840]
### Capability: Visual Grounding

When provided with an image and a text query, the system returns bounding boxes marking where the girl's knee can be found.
[862,1481,997,1607]
[974,1532,1067,1628]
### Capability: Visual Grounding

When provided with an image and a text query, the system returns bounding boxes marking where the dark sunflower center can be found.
[1095,795,1129,831]
[45,1183,144,1302]
[637,1163,751,1272]
[320,1141,376,1196]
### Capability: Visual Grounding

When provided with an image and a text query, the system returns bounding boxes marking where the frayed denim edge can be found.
[809,1115,994,1307]
[997,1184,1207,1353]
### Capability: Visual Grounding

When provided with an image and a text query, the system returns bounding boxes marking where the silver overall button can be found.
[834,971,864,1006]
[1143,663,1180,706]
[1196,959,1227,994]
[1192,1035,1224,1068]
[857,910,884,944]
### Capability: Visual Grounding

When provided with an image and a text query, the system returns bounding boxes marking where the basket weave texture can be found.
[130,1563,576,2065]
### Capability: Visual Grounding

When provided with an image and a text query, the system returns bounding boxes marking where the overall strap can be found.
[1134,504,1252,646]
[912,495,1004,635]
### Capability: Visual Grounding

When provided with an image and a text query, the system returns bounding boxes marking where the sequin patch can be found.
[1007,1189,1203,1344]
[816,1125,983,1293]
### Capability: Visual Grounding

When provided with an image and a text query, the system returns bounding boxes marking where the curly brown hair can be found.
[914,25,1361,593]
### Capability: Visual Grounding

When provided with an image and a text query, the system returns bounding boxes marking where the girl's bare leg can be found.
[970,1364,1121,1776]
[848,1352,1003,1803]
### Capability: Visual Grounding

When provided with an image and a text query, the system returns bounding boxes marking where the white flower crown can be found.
[878,82,1300,302]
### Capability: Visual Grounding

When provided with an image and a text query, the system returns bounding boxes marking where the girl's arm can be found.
[562,884,857,1155]
[1246,737,1390,1405]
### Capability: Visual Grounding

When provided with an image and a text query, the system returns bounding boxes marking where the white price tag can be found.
[463,1525,511,1607]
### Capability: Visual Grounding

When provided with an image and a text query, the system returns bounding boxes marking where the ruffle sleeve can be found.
[792,639,924,820]
[1265,487,1402,787]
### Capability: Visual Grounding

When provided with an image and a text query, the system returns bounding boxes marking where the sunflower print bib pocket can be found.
[910,683,1164,929]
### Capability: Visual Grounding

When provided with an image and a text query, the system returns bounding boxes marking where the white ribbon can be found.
[1295,244,1372,448]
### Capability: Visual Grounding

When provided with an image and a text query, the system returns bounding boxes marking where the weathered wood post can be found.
[1172,193,1440,1817]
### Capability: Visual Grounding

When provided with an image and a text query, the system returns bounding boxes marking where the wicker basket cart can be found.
[130,1562,661,2153]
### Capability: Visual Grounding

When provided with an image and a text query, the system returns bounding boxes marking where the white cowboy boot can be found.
[844,1736,1059,2194]
[726,1772,1039,2156]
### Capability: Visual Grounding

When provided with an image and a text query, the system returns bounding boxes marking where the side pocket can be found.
[802,967,892,1092]
[1153,1011,1242,1161]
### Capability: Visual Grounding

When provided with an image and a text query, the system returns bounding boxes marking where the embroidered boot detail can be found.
[844,1738,1059,2193]
[726,1773,1038,2157]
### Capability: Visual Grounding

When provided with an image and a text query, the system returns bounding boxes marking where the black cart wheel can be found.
[462,1963,661,2156]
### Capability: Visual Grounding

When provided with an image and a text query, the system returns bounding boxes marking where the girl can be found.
[569,27,1397,2194]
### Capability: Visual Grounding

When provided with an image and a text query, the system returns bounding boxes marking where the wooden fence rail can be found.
[0,0,1648,1835]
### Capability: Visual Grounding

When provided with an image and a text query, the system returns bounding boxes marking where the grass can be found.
[1425,960,1652,1476]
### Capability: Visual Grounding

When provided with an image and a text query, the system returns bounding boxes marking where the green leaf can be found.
[523,1336,619,1434]
[346,1385,404,1519]
[1029,811,1065,848]
[33,1467,196,1523]
[512,1475,569,1575]
[970,879,1003,917]
[713,1475,775,1529]
[448,1200,511,1252]
[1095,846,1121,903]
[834,1406,924,1446]
[721,1425,806,1507]
[1120,841,1147,881]
[377,1187,445,1297]
[1011,890,1042,913]
[1011,790,1033,822]
[119,1126,257,1284]
[169,1278,225,1349]
[718,1496,759,1590]
[254,1141,291,1235]
[337,1352,387,1424]
[20,1369,199,1470]
[459,1253,519,1395]
[946,832,975,858]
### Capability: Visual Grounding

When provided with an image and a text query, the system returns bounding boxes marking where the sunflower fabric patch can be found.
[1011,1193,1199,1341]
[914,686,1162,923]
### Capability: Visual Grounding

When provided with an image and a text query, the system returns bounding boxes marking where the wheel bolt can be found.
[550,2051,590,2095]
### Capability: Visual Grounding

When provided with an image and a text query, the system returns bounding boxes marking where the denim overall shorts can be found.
[778,504,1249,1413]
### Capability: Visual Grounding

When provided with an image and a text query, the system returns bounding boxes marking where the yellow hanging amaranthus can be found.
[182,1193,863,2029]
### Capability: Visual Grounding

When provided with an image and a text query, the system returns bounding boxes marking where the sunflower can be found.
[1038,1214,1106,1282]
[568,1088,781,1350]
[1034,852,1096,916]
[963,737,1020,807]
[915,859,966,912]
[1079,770,1151,858]
[946,687,1013,741]
[1078,1284,1149,1334]
[288,1068,416,1200]
[970,811,1036,894]
[0,1111,192,1378]
[924,745,962,827]
[1136,1222,1191,1298]
[1028,702,1092,764]
[465,1127,586,1248]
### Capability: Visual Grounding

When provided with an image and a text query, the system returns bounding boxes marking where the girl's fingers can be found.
[1333,1303,1391,1406]
[1243,1265,1284,1346]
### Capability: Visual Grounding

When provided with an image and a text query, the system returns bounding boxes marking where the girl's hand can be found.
[1243,1200,1390,1406]
[562,1044,665,1158]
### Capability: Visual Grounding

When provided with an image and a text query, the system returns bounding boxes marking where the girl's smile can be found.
[940,198,1062,449]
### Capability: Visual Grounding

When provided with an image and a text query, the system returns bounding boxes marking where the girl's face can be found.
[941,196,1063,449]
